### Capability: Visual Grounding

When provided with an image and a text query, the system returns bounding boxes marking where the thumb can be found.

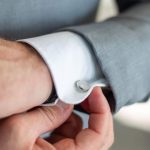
[0,101,73,149]
[25,101,74,138]
[0,101,73,142]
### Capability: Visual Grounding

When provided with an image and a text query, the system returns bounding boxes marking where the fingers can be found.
[81,87,111,134]
[75,88,112,150]
[0,101,73,149]
[34,138,56,150]
[0,87,114,150]
[100,113,114,150]
[54,87,113,150]
[26,101,73,137]
[49,113,83,143]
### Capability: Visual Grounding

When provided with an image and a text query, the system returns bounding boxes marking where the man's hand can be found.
[0,87,114,150]
[0,101,73,150]
[0,39,52,118]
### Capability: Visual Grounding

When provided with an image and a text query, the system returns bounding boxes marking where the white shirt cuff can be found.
[19,32,108,105]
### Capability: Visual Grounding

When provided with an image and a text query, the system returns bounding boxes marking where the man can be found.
[0,0,149,149]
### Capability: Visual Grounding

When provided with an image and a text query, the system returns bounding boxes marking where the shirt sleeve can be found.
[63,3,150,112]
[19,31,108,105]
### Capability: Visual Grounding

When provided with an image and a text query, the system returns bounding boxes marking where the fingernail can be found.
[56,100,71,111]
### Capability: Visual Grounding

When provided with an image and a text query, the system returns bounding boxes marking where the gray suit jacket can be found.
[0,0,150,112]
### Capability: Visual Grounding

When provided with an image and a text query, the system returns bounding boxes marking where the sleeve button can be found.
[75,80,90,92]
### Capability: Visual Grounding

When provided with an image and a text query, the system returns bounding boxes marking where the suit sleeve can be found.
[64,3,150,112]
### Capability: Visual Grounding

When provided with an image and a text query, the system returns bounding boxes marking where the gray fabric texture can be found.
[0,0,99,39]
[66,3,150,111]
[0,0,149,112]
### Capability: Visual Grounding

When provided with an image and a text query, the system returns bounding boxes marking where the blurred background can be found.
[77,0,150,149]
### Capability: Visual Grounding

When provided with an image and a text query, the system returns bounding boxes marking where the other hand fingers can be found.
[0,101,73,150]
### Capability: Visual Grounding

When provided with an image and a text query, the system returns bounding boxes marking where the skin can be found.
[0,87,114,150]
[0,39,114,149]
[0,39,52,118]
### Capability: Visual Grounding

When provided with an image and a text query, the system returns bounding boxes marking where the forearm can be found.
[0,39,52,118]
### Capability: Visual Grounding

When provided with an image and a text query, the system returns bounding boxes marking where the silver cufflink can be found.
[75,80,90,92]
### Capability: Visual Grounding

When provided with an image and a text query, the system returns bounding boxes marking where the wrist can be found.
[18,41,53,101]
[0,39,53,118]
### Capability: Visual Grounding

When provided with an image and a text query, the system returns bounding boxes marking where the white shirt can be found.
[20,32,108,105]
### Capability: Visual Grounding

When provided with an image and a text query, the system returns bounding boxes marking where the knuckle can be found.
[107,134,115,149]
[110,134,115,146]
[101,134,114,150]
[110,126,115,145]
[38,107,57,125]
